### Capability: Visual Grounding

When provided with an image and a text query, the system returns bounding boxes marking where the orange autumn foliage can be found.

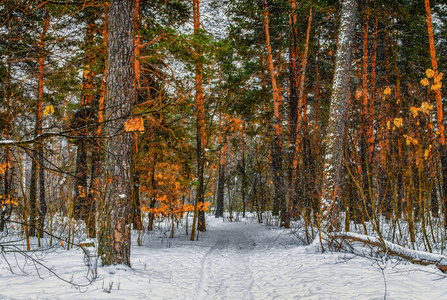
[125,116,144,132]
[140,160,211,221]
[0,162,10,175]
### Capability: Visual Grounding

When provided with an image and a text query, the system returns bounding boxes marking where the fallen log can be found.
[331,232,447,272]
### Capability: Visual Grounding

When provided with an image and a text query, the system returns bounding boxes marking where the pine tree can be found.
[97,0,136,266]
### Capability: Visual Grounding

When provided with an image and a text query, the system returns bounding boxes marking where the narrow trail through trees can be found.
[196,221,258,299]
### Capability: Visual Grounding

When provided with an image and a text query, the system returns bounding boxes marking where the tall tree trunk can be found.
[314,35,321,163]
[97,0,135,266]
[131,0,142,230]
[299,5,314,218]
[360,4,371,217]
[147,155,157,231]
[74,7,96,229]
[87,3,109,239]
[241,124,246,218]
[362,5,371,162]
[29,154,38,237]
[37,145,46,239]
[393,27,405,218]
[369,14,377,163]
[215,113,226,218]
[191,0,206,241]
[383,26,392,220]
[320,0,358,231]
[73,140,88,219]
[370,15,381,217]
[425,0,444,147]
[288,0,299,217]
[425,0,447,227]
[131,132,142,230]
[263,0,285,224]
[29,6,49,238]
[0,63,12,232]
[38,6,49,240]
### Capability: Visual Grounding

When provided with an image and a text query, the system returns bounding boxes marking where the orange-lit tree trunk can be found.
[191,0,206,240]
[97,0,135,266]
[360,4,371,216]
[263,0,286,225]
[131,0,142,231]
[425,0,444,146]
[425,0,447,226]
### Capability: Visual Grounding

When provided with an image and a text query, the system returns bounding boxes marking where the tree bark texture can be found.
[97,0,135,267]
[320,0,358,231]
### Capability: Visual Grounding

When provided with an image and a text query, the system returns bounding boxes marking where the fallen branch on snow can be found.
[331,232,447,272]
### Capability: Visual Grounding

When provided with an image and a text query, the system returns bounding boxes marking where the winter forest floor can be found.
[1,216,447,299]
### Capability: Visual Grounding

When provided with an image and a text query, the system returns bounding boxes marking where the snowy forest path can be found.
[195,219,259,299]
[2,216,447,299]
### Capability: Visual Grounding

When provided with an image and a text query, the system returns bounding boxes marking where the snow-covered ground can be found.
[1,217,447,299]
